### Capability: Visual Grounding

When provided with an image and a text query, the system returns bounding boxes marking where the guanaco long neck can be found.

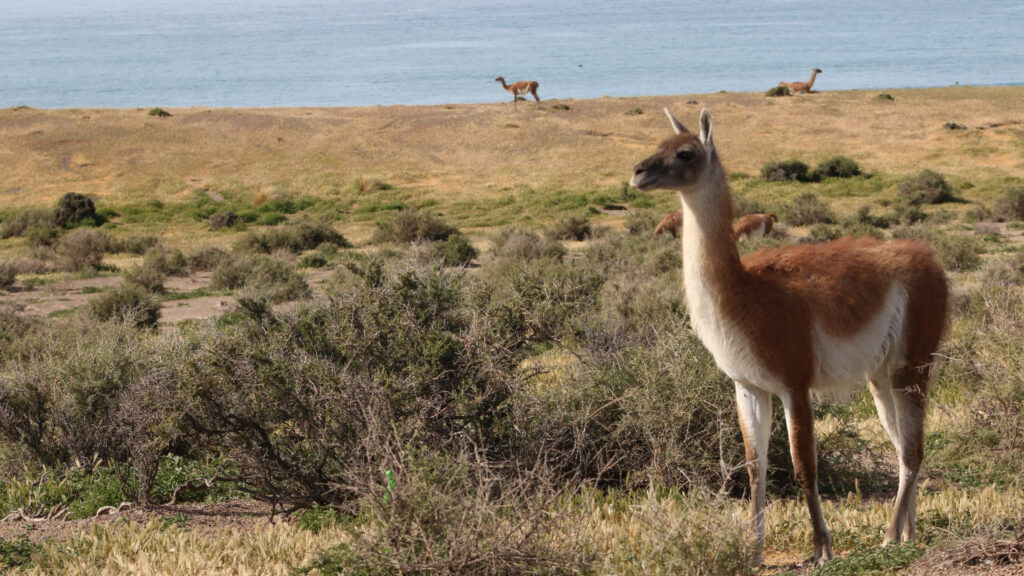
[679,157,745,307]
[808,69,819,89]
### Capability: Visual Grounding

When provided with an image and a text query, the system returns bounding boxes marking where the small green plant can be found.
[943,122,967,131]
[159,512,190,529]
[148,107,172,117]
[256,212,287,226]
[812,542,925,575]
[625,107,644,115]
[296,505,344,533]
[0,534,41,569]
[876,93,895,101]
[550,103,571,111]
[765,85,791,97]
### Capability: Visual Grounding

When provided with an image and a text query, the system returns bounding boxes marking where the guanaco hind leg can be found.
[781,391,834,564]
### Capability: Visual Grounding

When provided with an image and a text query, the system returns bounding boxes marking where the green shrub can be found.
[892,226,984,272]
[87,282,162,327]
[24,221,62,247]
[211,255,308,303]
[207,211,241,230]
[761,159,811,182]
[733,193,768,217]
[807,223,843,243]
[123,245,186,292]
[995,186,1024,221]
[0,317,174,503]
[765,85,791,97]
[0,534,39,569]
[0,262,14,290]
[1,208,53,239]
[855,205,893,228]
[433,234,478,267]
[57,228,111,272]
[186,246,230,273]
[299,450,581,576]
[298,252,329,268]
[116,235,161,255]
[236,219,350,254]
[491,229,565,260]
[813,155,862,179]
[256,212,287,226]
[876,93,895,101]
[547,215,592,241]
[123,264,166,292]
[176,260,530,505]
[372,209,457,244]
[147,107,172,117]
[898,169,955,204]
[54,192,101,228]
[782,192,835,226]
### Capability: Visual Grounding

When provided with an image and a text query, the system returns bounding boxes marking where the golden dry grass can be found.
[2,87,1022,213]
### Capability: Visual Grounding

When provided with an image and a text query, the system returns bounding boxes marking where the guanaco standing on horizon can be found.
[495,76,540,110]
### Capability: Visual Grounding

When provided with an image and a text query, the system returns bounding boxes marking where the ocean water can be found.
[1,0,1022,108]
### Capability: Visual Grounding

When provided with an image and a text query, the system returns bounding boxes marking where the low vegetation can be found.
[1,88,1024,574]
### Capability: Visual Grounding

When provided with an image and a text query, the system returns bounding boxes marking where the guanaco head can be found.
[813,68,823,74]
[494,76,505,83]
[630,108,716,193]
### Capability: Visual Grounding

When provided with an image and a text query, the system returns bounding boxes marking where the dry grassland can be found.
[2,86,1022,214]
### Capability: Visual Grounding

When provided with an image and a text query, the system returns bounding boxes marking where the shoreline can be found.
[5,83,1024,112]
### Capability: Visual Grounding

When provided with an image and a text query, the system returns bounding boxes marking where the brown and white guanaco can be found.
[630,109,948,566]
[780,68,822,94]
[495,76,540,110]
[734,213,777,240]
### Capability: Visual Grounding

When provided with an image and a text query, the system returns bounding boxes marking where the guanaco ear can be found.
[663,108,688,135]
[699,109,714,156]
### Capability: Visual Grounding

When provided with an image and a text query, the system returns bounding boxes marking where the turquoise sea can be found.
[1,0,1022,108]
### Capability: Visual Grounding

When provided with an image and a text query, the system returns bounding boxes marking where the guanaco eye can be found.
[676,149,696,162]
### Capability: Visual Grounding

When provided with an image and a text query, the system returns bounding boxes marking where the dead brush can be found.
[911,533,1024,573]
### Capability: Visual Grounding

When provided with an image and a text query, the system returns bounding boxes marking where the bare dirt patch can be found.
[0,499,278,545]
